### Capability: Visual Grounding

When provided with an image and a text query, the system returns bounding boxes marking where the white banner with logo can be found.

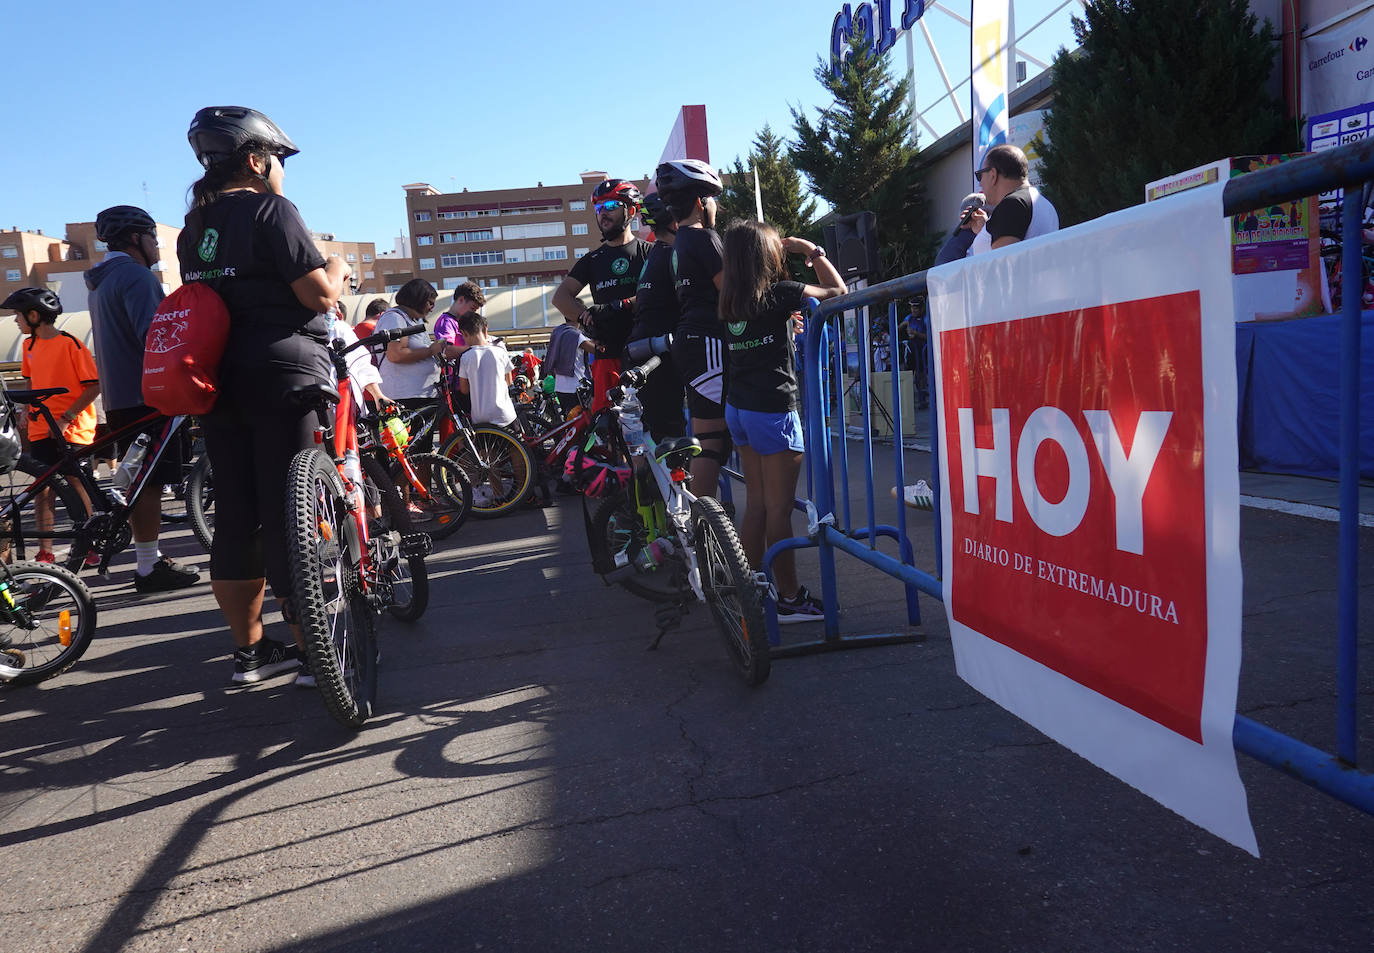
[971,0,1010,180]
[1303,5,1374,118]
[927,182,1258,855]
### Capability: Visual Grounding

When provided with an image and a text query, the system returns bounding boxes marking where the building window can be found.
[414,211,432,222]
[569,200,586,211]
[362,253,373,263]
[573,247,589,258]
[419,258,436,270]
[440,250,504,268]
[94,240,109,253]
[504,248,524,263]
[571,223,588,236]
[345,253,356,263]
[385,283,402,292]
[503,203,562,216]
[503,221,566,241]
[364,270,375,279]
[5,269,20,282]
[440,228,495,244]
[542,246,568,261]
[416,235,434,246]
[0,246,16,259]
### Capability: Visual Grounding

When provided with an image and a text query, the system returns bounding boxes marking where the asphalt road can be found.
[1,466,1371,953]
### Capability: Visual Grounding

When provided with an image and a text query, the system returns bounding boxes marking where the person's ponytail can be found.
[188,142,272,209]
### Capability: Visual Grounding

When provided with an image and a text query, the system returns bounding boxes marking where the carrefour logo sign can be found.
[1309,35,1368,71]
[830,1,927,76]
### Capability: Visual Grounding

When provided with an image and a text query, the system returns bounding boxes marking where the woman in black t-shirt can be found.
[719,220,845,623]
[181,106,354,685]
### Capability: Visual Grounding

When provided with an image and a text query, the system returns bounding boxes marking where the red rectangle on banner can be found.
[941,292,1207,742]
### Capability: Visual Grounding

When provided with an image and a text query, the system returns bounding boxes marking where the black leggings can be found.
[201,399,319,599]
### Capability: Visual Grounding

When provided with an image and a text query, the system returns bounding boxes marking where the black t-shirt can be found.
[178,191,328,340]
[629,240,678,341]
[986,185,1034,243]
[723,280,806,413]
[568,238,651,355]
[672,226,722,336]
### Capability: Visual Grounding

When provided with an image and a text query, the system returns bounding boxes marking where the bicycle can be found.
[383,357,535,519]
[285,321,435,729]
[583,338,772,686]
[357,408,471,542]
[0,392,195,576]
[0,556,98,685]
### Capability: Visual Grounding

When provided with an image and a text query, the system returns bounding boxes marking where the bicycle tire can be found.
[184,454,215,554]
[360,455,429,622]
[0,461,93,570]
[691,496,771,686]
[0,561,98,686]
[286,448,377,729]
[440,426,533,519]
[589,493,688,604]
[399,452,472,540]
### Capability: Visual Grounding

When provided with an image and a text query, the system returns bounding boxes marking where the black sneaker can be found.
[231,638,301,683]
[134,556,200,594]
[776,585,825,624]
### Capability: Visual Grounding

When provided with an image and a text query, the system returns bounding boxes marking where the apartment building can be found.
[312,233,382,294]
[403,171,652,292]
[0,228,71,307]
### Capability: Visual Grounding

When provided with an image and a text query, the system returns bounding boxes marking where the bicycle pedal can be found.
[753,572,777,600]
[401,533,434,557]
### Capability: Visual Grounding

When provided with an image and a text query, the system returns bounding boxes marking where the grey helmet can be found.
[1,286,62,319]
[188,106,300,170]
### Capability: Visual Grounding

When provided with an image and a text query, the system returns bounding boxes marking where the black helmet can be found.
[590,179,643,210]
[655,159,723,199]
[2,287,62,318]
[188,106,300,170]
[640,191,674,230]
[95,205,156,243]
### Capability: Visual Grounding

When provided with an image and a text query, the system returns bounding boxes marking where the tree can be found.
[1039,0,1298,226]
[789,32,934,278]
[717,124,818,243]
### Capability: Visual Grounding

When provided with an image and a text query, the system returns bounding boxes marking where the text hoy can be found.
[956,407,1174,555]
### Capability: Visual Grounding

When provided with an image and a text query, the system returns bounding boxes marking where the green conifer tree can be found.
[790,32,934,278]
[1039,0,1297,226]
[717,124,819,242]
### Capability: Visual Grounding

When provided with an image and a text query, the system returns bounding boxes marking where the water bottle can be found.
[112,433,152,493]
[611,538,675,576]
[621,392,645,455]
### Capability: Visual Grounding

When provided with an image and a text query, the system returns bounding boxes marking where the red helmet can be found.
[591,179,643,210]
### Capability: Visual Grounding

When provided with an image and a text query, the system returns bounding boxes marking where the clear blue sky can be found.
[1,1,1080,249]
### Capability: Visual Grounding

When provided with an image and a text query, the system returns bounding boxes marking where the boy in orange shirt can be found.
[3,288,100,563]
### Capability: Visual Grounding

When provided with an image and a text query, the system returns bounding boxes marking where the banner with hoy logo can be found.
[928,182,1257,854]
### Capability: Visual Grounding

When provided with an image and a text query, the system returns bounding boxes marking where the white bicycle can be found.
[581,337,771,686]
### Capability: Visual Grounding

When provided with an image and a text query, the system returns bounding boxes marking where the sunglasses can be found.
[974,166,993,182]
[594,200,625,213]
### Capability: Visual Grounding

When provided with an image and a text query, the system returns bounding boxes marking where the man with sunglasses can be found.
[552,179,651,413]
[86,205,200,592]
[966,144,1059,256]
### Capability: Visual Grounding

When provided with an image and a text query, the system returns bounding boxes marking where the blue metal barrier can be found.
[769,137,1374,817]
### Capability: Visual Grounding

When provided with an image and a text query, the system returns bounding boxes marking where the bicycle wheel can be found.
[440,426,533,519]
[589,493,687,604]
[399,452,471,540]
[691,496,771,686]
[184,454,215,554]
[286,448,378,729]
[0,461,92,568]
[0,561,97,686]
[361,455,429,622]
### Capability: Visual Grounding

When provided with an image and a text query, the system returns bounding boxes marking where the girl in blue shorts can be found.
[719,221,844,622]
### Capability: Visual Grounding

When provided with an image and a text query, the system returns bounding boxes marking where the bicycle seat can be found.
[655,436,701,468]
[283,383,341,408]
[6,387,68,404]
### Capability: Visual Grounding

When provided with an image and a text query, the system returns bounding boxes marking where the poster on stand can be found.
[1302,6,1374,119]
[927,182,1258,855]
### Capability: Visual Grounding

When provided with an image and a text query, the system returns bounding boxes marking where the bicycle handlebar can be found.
[347,323,428,355]
[619,355,661,389]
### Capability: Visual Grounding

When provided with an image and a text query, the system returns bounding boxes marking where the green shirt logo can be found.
[728,321,748,337]
[197,228,219,263]
[611,257,629,276]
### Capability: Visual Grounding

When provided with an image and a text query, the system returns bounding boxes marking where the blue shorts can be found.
[725,404,805,455]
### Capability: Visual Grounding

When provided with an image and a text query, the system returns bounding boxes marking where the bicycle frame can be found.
[3,401,191,568]
[314,349,376,596]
